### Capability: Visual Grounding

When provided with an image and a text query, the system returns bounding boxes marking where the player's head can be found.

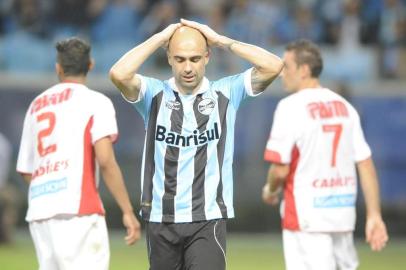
[281,39,323,92]
[167,26,209,94]
[55,37,94,80]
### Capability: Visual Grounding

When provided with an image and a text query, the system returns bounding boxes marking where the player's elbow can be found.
[266,59,284,79]
[109,67,124,85]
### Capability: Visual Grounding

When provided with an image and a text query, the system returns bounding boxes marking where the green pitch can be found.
[0,230,404,269]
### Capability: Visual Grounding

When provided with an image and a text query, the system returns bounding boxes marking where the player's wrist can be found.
[266,184,281,197]
[121,206,134,215]
[218,36,235,50]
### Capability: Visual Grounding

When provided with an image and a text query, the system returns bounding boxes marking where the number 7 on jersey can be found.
[322,124,342,167]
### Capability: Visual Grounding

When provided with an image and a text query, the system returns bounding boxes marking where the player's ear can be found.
[55,63,63,77]
[204,48,210,65]
[167,51,173,66]
[89,58,95,71]
[300,64,311,79]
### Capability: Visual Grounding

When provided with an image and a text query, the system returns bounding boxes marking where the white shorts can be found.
[283,229,359,270]
[29,214,109,270]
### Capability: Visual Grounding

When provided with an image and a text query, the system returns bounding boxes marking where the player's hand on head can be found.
[180,18,221,47]
[365,216,389,251]
[122,212,141,245]
[159,23,181,49]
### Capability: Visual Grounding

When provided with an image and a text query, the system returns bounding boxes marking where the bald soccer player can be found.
[110,19,283,270]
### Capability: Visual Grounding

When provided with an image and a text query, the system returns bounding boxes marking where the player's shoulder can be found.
[322,88,358,112]
[83,86,109,99]
[212,70,247,86]
[278,91,304,108]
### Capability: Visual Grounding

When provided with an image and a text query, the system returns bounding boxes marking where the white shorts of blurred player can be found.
[283,229,359,270]
[29,214,109,270]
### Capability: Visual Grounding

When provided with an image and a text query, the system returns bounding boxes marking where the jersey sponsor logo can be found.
[31,159,70,181]
[307,100,348,119]
[198,98,215,115]
[156,123,220,147]
[31,88,72,114]
[313,193,356,208]
[165,100,181,111]
[30,177,67,199]
[312,176,356,188]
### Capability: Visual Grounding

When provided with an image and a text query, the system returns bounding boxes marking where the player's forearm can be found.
[266,164,288,193]
[20,173,32,184]
[101,165,134,214]
[358,158,382,218]
[110,33,165,82]
[219,36,283,84]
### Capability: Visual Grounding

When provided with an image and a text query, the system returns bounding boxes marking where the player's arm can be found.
[109,23,181,101]
[180,19,283,94]
[20,173,32,184]
[357,157,388,251]
[262,163,289,205]
[94,137,141,245]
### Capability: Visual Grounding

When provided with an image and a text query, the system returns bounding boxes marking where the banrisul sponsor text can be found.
[156,123,220,147]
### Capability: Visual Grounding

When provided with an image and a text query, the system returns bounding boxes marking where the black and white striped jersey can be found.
[126,68,259,223]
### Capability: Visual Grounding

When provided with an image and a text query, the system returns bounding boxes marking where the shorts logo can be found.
[166,100,181,111]
[198,98,215,115]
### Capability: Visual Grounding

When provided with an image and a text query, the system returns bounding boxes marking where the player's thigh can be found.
[184,219,227,270]
[50,214,109,270]
[332,232,359,270]
[283,230,336,270]
[29,221,59,270]
[146,222,184,270]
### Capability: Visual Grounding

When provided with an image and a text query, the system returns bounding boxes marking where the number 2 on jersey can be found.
[37,112,57,157]
[322,124,342,167]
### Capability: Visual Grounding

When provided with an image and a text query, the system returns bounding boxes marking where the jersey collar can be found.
[168,77,210,96]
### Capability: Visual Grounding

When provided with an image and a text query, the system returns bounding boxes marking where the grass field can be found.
[1,229,404,269]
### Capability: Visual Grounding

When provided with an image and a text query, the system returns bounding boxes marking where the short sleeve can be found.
[123,75,164,125]
[352,110,371,162]
[264,100,296,164]
[16,107,35,174]
[91,96,118,144]
[214,68,257,109]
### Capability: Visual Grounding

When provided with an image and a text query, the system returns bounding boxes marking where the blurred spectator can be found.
[0,0,405,79]
[137,0,178,38]
[0,132,19,244]
[51,0,91,38]
[89,0,146,43]
[184,0,225,23]
[317,0,343,44]
[225,0,280,48]
[0,0,54,72]
[378,0,406,78]
[359,0,382,44]
[274,3,323,43]
[5,0,49,38]
[136,0,179,67]
[338,0,362,50]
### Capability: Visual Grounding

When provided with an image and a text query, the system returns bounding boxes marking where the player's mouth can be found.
[182,75,195,82]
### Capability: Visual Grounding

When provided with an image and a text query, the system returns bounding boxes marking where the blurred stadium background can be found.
[0,0,405,268]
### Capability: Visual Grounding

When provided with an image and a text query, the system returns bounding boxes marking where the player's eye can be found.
[191,57,201,63]
[174,57,184,63]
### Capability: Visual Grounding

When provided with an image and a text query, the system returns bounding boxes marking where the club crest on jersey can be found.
[198,98,215,115]
[166,100,181,111]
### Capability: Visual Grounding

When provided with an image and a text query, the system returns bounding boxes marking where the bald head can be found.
[168,26,208,52]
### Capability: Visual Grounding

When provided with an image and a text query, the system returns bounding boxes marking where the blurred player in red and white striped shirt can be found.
[262,39,388,270]
[17,37,140,270]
